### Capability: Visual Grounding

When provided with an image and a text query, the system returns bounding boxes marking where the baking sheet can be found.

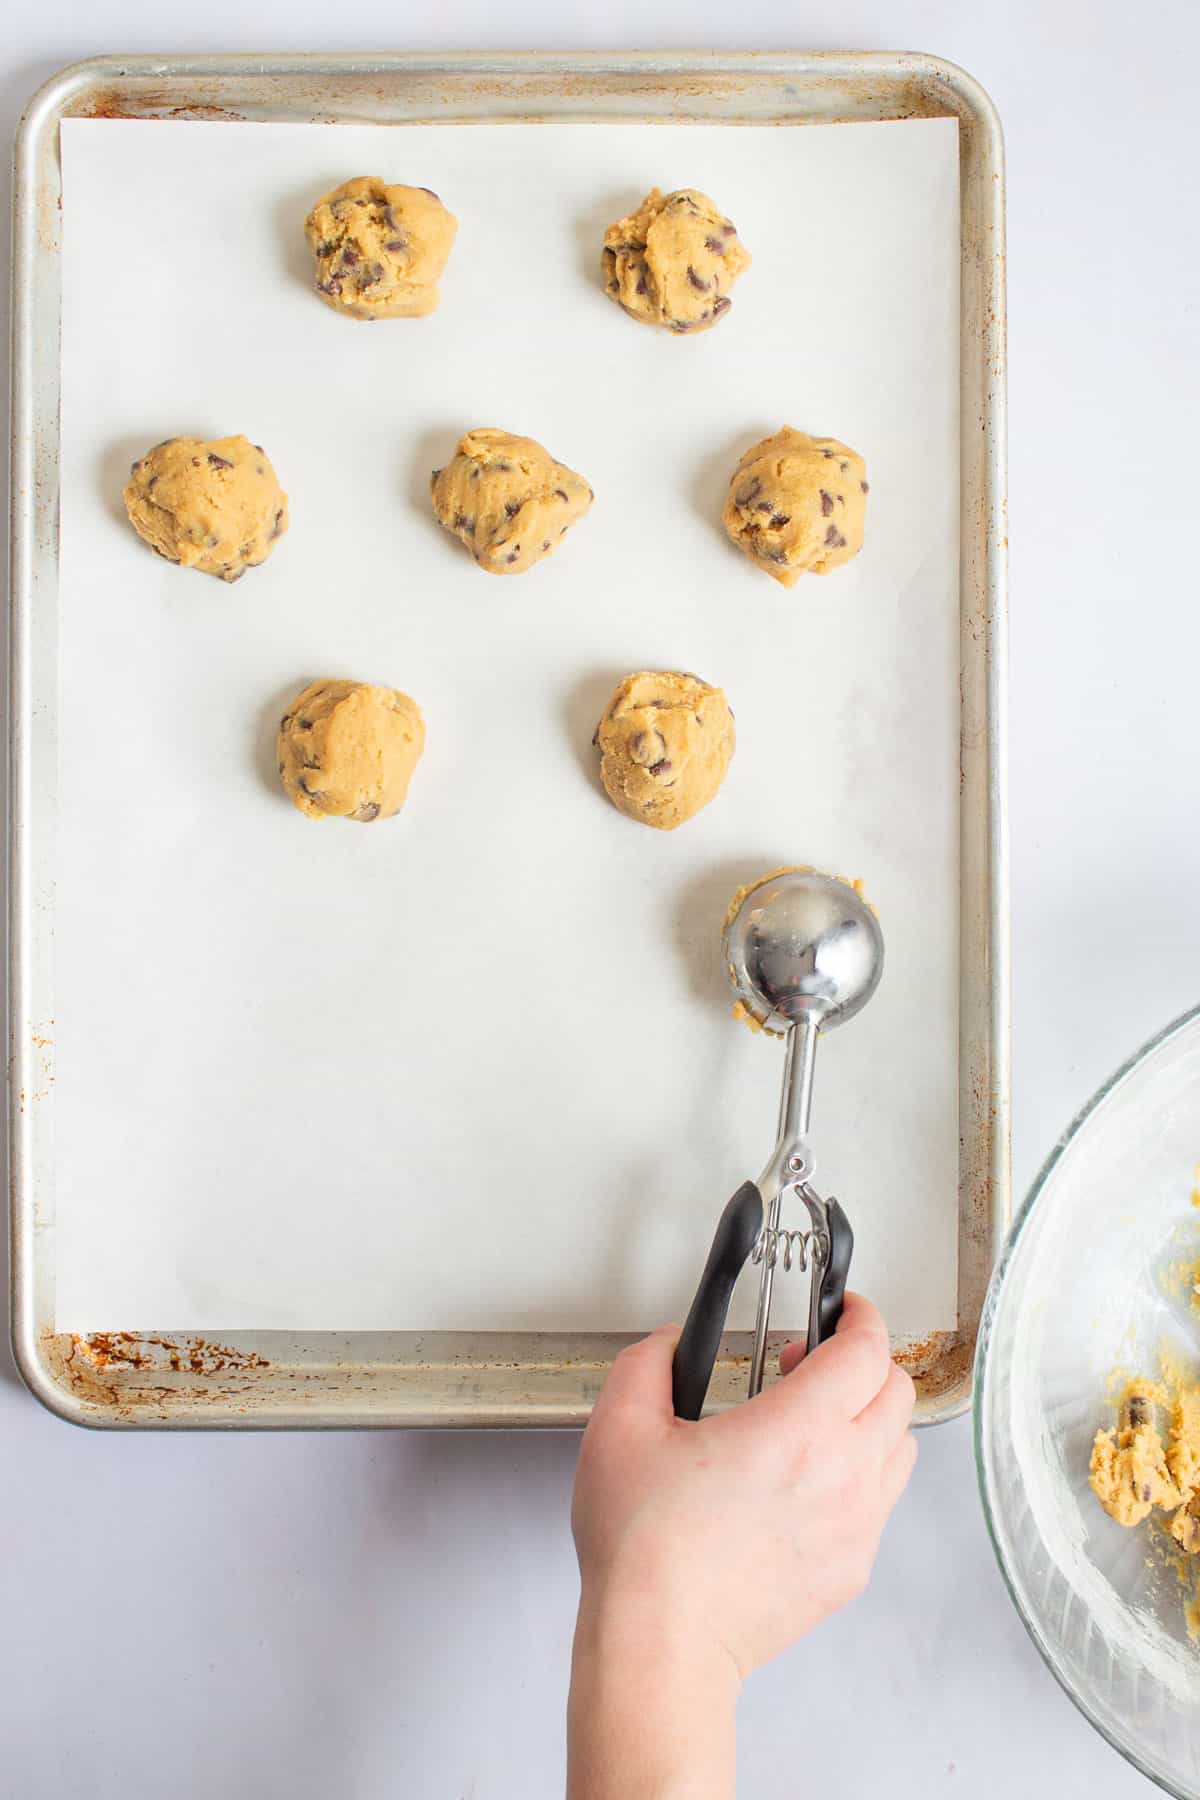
[54,115,960,1336]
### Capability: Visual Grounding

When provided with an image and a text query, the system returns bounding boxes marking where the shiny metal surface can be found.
[9,50,1008,1429]
[739,873,885,1396]
[723,868,886,1034]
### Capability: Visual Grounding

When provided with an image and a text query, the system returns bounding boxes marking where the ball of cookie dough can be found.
[304,177,458,320]
[593,671,735,831]
[430,429,593,575]
[602,188,751,334]
[277,680,425,822]
[722,427,867,588]
[123,436,288,583]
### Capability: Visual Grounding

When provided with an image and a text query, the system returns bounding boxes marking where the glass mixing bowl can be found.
[976,1004,1200,1798]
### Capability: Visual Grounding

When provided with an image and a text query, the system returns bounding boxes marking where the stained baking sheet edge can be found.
[8,50,1009,1429]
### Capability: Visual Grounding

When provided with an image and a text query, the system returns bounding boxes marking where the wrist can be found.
[574,1574,743,1701]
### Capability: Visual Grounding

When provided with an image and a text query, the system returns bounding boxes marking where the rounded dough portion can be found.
[602,188,751,334]
[123,436,288,582]
[594,671,735,831]
[304,177,457,320]
[430,428,593,575]
[723,867,871,1036]
[277,680,425,822]
[722,428,868,588]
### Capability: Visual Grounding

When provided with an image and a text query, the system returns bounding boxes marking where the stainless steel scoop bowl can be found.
[723,865,884,1033]
[671,868,886,1419]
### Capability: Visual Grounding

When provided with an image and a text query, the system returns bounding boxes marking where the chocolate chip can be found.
[840,460,848,471]
[384,239,407,254]
[754,500,774,514]
[542,540,550,551]
[769,512,790,528]
[735,478,762,506]
[206,535,219,548]
[353,802,381,822]
[861,479,869,493]
[821,449,834,458]
[277,761,285,777]
[256,465,265,476]
[280,714,293,730]
[384,206,401,231]
[587,487,595,501]
[825,526,847,549]
[453,513,475,533]
[360,262,386,287]
[297,719,313,731]
[505,551,520,564]
[769,548,789,564]
[470,465,480,479]
[341,243,359,266]
[319,277,344,297]
[270,510,285,540]
[129,460,141,476]
[591,724,600,748]
[1142,1483,1152,1502]
[253,445,263,453]
[635,270,649,296]
[554,488,569,501]
[496,461,514,472]
[146,475,157,489]
[820,490,834,516]
[418,187,439,200]
[317,239,337,257]
[505,500,522,517]
[722,218,736,234]
[704,236,725,252]
[648,759,673,777]
[1127,1395,1150,1426]
[687,266,710,292]
[431,468,442,483]
[225,567,247,584]
[712,297,731,317]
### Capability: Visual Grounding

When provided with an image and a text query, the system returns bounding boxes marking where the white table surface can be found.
[3,2,1198,1795]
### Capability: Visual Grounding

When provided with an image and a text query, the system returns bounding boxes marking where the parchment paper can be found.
[55,117,960,1334]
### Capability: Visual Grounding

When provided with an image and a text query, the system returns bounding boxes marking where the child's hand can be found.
[572,1293,916,1682]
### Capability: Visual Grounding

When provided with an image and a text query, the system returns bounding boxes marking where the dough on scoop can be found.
[123,436,288,582]
[722,427,867,587]
[602,187,750,333]
[593,671,734,831]
[304,177,457,320]
[430,429,593,575]
[277,680,425,822]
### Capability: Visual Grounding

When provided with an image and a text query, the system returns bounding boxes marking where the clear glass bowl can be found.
[976,1005,1200,1798]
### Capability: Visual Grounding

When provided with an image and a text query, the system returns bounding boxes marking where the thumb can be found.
[593,1323,681,1423]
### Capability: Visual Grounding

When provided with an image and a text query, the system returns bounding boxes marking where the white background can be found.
[2,2,1198,1797]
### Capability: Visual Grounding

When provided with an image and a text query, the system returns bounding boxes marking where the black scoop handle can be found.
[671,1182,763,1420]
[809,1197,853,1351]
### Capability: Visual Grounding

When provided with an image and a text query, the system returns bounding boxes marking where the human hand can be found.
[572,1293,916,1682]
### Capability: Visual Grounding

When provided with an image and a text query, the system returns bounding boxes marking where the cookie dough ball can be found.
[593,671,734,831]
[602,188,750,334]
[430,429,593,575]
[723,867,870,1036]
[722,428,868,588]
[304,177,457,320]
[123,436,288,582]
[277,680,425,822]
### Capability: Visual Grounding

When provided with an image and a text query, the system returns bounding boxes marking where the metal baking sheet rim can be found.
[8,50,1009,1430]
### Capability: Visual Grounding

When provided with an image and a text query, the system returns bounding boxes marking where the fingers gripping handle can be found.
[671,1182,763,1421]
[808,1197,853,1351]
